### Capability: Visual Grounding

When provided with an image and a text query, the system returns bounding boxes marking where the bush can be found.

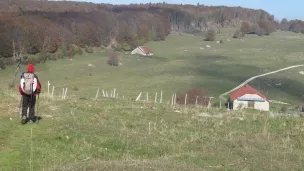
[232,30,244,38]
[0,58,5,70]
[84,45,94,53]
[38,52,50,63]
[220,40,223,44]
[27,55,41,64]
[84,45,93,53]
[240,22,251,33]
[121,42,131,51]
[48,54,57,61]
[73,86,79,91]
[54,48,66,59]
[204,29,216,41]
[114,44,122,51]
[280,105,288,113]
[136,38,146,46]
[107,51,119,66]
[67,44,83,57]
[176,88,209,106]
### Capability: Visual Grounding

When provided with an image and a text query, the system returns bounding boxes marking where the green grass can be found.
[1,30,304,170]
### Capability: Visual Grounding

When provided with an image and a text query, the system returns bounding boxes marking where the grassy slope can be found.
[1,30,304,170]
[1,29,304,103]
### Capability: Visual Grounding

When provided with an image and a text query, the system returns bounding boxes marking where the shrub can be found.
[114,44,122,51]
[38,52,50,63]
[107,51,119,66]
[176,88,209,106]
[121,42,131,51]
[0,58,5,70]
[136,38,146,46]
[280,105,288,113]
[84,45,94,53]
[67,44,83,57]
[204,29,216,41]
[240,22,251,33]
[233,30,244,38]
[54,48,66,59]
[48,54,57,61]
[73,86,79,91]
[27,55,41,64]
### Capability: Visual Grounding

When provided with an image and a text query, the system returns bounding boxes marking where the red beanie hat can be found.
[27,64,35,73]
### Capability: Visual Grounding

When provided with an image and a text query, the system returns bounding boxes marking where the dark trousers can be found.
[22,95,36,118]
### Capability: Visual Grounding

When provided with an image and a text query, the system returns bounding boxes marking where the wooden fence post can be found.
[51,86,54,97]
[95,88,99,99]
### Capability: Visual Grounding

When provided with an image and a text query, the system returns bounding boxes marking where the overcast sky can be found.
[70,0,303,21]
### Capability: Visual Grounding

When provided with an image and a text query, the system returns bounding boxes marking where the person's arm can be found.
[18,84,26,96]
[18,73,26,96]
[35,74,41,93]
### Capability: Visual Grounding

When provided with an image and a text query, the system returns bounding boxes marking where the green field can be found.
[1,30,304,170]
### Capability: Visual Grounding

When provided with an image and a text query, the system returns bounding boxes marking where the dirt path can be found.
[219,64,304,100]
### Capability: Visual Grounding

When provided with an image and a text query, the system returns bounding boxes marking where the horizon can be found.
[69,0,304,21]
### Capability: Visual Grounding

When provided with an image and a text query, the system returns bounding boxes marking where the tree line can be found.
[0,1,303,63]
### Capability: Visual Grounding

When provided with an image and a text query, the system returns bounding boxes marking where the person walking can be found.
[18,64,41,124]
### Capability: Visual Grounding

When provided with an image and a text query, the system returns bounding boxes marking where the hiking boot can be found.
[29,116,37,123]
[21,116,27,124]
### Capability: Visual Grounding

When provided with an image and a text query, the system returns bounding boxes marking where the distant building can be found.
[226,84,269,111]
[131,46,153,56]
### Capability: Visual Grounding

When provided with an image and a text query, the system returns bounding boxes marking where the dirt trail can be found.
[219,65,304,100]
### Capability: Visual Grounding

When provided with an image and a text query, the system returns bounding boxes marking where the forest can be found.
[0,0,303,61]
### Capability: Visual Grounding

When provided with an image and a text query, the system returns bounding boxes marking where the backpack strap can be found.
[20,72,24,79]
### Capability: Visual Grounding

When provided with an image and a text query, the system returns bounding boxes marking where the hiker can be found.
[18,64,41,124]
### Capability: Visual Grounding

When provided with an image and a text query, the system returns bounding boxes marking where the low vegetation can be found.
[0,88,303,170]
[107,51,119,66]
[204,29,216,41]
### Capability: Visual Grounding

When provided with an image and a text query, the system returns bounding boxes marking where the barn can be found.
[226,84,269,111]
[131,46,153,56]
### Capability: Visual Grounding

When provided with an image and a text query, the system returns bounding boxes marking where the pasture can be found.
[1,29,304,170]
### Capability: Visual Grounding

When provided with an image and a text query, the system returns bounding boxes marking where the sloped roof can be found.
[230,84,269,102]
[139,46,152,54]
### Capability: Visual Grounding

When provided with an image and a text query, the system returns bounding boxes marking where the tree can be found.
[279,18,289,31]
[240,22,251,33]
[232,30,244,38]
[204,29,215,41]
[259,20,277,35]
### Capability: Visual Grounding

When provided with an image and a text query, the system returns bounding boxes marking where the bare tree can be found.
[9,39,24,88]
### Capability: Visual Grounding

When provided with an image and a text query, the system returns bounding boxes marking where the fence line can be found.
[44,82,214,108]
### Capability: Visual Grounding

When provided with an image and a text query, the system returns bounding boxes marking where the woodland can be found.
[0,0,303,62]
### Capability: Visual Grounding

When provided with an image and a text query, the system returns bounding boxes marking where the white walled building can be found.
[227,85,269,111]
[131,46,153,56]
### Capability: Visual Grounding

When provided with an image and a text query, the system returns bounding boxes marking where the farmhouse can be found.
[226,84,269,111]
[131,46,153,56]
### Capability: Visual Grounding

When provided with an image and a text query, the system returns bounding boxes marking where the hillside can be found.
[0,0,281,60]
[1,24,304,170]
[1,88,304,171]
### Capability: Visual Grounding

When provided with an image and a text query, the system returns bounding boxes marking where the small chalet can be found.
[226,84,269,111]
[131,46,153,56]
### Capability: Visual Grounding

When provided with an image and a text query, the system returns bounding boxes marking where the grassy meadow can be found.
[1,29,304,170]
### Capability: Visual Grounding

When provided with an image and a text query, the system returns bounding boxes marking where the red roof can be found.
[230,84,269,102]
[140,46,152,54]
